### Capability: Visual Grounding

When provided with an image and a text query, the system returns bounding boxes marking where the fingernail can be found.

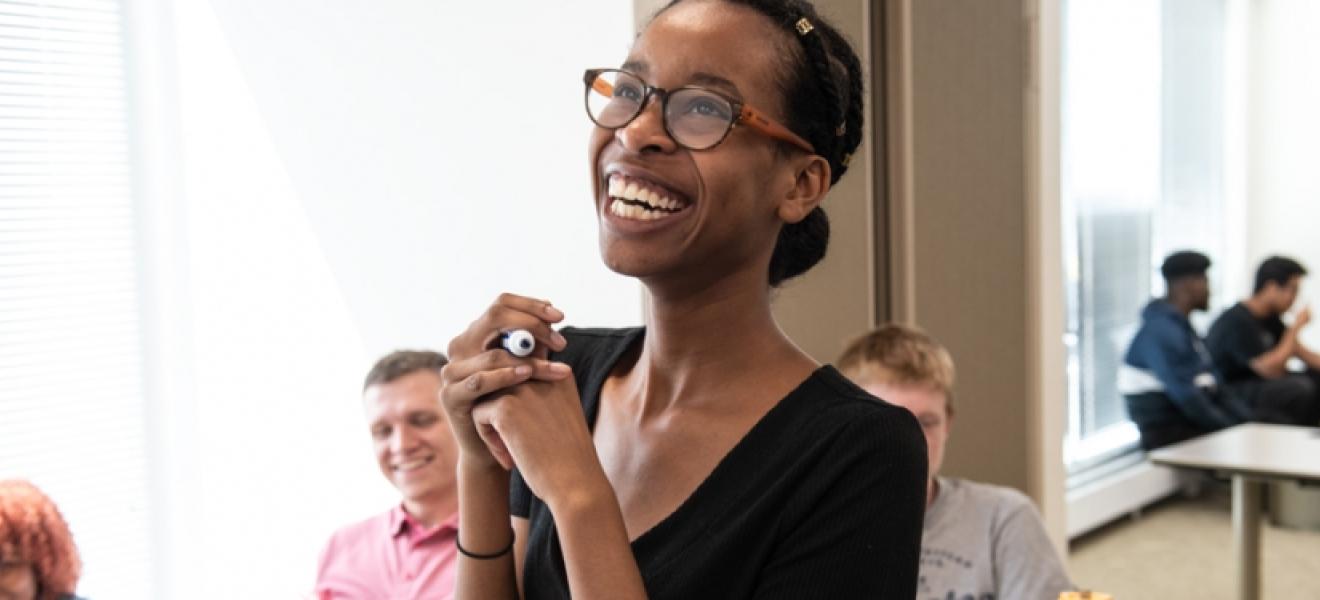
[544,304,564,320]
[551,331,567,348]
[514,365,532,377]
[549,362,571,375]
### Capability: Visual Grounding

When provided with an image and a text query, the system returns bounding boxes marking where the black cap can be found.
[1161,250,1211,282]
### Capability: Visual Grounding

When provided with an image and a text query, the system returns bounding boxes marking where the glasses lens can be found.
[665,89,735,150]
[587,70,645,129]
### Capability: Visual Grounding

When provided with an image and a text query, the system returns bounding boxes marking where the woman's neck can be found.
[625,267,817,414]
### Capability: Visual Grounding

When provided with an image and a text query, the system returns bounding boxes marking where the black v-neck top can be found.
[510,327,927,599]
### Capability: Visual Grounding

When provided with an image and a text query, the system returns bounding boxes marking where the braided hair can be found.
[656,0,866,286]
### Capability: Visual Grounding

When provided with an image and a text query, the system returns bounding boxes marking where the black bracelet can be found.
[455,528,515,560]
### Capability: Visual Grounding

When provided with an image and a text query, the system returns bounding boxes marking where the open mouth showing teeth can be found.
[607,174,690,221]
[394,456,433,472]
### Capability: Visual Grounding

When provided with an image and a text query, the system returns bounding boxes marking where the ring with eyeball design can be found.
[501,329,536,358]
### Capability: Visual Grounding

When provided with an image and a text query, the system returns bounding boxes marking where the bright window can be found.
[0,0,152,596]
[1061,0,1248,478]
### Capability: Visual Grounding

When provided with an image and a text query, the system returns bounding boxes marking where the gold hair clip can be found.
[795,17,814,36]
[835,122,847,136]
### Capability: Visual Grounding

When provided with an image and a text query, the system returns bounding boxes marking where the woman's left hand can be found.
[471,368,611,510]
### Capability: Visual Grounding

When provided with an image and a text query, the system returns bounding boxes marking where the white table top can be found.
[1149,423,1320,481]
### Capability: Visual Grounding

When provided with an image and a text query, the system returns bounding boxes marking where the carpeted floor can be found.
[1069,485,1320,599]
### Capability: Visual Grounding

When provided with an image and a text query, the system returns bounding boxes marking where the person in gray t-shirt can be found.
[840,325,1074,600]
[919,477,1072,600]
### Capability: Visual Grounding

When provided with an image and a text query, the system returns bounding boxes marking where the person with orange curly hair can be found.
[0,480,85,600]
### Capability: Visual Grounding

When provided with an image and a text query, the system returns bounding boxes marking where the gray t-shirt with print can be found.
[918,477,1073,600]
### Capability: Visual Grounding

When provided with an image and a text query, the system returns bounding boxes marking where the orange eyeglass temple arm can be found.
[739,105,816,154]
[592,77,614,97]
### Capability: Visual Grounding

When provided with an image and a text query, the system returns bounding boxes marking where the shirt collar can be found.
[388,503,458,541]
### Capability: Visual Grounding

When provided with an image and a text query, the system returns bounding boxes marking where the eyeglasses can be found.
[583,68,816,154]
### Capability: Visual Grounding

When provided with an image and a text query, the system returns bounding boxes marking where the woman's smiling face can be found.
[589,0,806,289]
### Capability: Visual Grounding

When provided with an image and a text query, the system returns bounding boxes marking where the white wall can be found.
[1246,0,1320,349]
[138,1,641,597]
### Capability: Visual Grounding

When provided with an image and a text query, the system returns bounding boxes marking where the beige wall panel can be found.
[1026,0,1069,551]
[886,0,1066,548]
[907,0,1031,491]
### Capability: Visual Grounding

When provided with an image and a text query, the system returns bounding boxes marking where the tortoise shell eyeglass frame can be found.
[583,68,817,155]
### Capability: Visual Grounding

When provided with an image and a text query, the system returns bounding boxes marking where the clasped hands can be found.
[440,293,608,506]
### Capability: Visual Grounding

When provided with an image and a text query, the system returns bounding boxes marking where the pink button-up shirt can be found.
[316,505,459,600]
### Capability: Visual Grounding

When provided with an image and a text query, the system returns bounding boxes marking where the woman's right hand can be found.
[440,293,572,471]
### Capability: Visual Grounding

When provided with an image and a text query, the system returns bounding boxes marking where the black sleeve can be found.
[509,468,531,518]
[751,411,928,599]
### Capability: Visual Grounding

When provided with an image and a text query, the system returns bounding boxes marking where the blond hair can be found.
[363,350,449,392]
[836,324,956,412]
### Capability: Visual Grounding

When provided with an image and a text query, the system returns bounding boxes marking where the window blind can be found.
[1062,0,1240,478]
[0,0,151,597]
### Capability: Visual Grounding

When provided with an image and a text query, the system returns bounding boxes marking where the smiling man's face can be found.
[363,370,458,510]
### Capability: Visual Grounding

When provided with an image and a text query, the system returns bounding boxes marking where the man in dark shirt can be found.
[1206,257,1320,423]
[1207,256,1320,379]
[1122,251,1318,450]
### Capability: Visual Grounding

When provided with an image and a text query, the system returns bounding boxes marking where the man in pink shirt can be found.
[316,350,460,599]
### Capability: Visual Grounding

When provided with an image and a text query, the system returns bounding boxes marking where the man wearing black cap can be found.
[1120,251,1316,450]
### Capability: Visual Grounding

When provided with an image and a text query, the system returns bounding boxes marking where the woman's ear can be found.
[777,154,832,224]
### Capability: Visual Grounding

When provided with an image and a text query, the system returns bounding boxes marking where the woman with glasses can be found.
[439,1,926,598]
